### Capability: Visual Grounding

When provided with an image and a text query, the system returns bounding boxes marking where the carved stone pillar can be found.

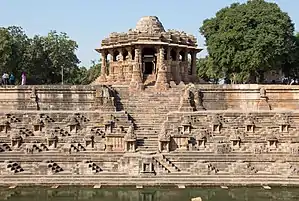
[99,52,107,82]
[191,51,197,76]
[129,48,144,91]
[106,51,115,82]
[175,49,181,83]
[183,50,189,82]
[119,49,124,61]
[125,47,133,82]
[155,47,169,91]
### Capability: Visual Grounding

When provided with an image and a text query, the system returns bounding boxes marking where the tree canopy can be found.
[0,26,100,85]
[199,0,297,84]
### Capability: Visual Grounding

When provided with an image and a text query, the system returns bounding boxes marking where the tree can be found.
[42,31,80,84]
[0,28,12,74]
[0,26,102,85]
[197,57,220,83]
[77,60,101,85]
[200,0,296,83]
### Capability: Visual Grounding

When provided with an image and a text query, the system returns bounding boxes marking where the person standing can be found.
[21,72,26,85]
[2,73,9,85]
[9,73,15,85]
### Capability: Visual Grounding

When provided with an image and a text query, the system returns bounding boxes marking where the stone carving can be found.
[189,160,218,175]
[260,87,267,98]
[258,87,271,110]
[94,16,200,87]
[28,87,40,110]
[0,17,299,186]
[265,161,299,176]
[124,124,136,141]
[195,90,205,110]
[94,86,115,111]
[178,86,194,111]
[228,161,258,175]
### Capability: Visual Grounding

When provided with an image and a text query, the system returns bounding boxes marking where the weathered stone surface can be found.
[94,16,201,87]
[0,84,298,186]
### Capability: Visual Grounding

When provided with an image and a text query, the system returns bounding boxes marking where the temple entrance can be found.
[142,48,157,85]
[144,61,154,74]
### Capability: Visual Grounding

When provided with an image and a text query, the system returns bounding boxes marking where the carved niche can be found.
[244,115,255,133]
[124,124,137,152]
[265,128,279,150]
[0,119,10,134]
[105,125,125,152]
[209,115,222,133]
[11,134,22,148]
[32,115,45,133]
[229,129,242,149]
[274,113,290,133]
[158,122,170,152]
[66,115,80,134]
[46,131,58,149]
[178,119,191,134]
[195,129,208,149]
[172,119,191,151]
[84,134,94,149]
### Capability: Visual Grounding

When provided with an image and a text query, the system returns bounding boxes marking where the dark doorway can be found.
[144,62,153,74]
[142,48,156,75]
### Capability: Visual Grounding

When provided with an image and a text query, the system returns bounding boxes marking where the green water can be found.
[0,187,298,201]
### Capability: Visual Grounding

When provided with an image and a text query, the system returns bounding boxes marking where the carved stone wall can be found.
[1,84,299,186]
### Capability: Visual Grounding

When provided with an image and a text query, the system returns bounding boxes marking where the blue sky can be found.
[1,0,298,67]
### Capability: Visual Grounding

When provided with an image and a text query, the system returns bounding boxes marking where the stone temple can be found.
[94,16,202,89]
[0,16,299,186]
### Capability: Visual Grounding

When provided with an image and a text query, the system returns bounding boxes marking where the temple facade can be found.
[95,16,202,89]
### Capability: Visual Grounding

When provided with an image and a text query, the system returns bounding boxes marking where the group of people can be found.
[2,72,26,85]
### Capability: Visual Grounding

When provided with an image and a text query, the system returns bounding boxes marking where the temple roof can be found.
[97,16,200,51]
[134,16,165,33]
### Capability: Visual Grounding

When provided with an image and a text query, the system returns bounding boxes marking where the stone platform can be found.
[0,84,299,186]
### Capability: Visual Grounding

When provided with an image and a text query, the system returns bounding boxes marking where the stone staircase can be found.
[153,155,181,173]
[113,85,182,152]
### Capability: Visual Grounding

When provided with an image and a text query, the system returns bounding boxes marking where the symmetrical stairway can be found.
[113,85,182,152]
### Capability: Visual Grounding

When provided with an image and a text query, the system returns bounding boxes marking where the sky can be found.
[1,0,299,67]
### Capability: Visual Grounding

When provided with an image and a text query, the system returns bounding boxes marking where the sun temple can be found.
[94,16,202,89]
[1,16,299,186]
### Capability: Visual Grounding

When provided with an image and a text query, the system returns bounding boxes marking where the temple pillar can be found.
[129,48,144,90]
[155,47,169,91]
[183,49,189,82]
[175,48,182,83]
[117,49,125,83]
[98,51,107,82]
[107,50,116,82]
[125,47,133,82]
[191,51,197,78]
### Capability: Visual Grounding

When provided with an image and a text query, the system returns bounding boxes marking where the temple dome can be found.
[134,16,165,33]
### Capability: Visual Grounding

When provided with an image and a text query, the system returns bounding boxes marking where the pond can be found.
[0,187,298,201]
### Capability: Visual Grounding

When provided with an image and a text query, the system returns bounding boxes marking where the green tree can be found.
[78,60,101,85]
[42,31,80,84]
[0,28,12,74]
[200,0,296,83]
[197,56,220,83]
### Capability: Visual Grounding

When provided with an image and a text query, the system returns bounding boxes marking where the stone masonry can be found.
[1,16,299,186]
[0,84,298,186]
[94,16,202,90]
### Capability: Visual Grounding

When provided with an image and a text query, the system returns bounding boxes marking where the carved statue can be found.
[260,87,267,98]
[158,122,170,141]
[124,124,136,140]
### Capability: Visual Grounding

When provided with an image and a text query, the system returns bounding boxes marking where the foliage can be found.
[75,60,101,85]
[0,27,91,84]
[200,0,296,83]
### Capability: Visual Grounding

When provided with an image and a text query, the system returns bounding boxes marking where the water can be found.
[0,187,298,201]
